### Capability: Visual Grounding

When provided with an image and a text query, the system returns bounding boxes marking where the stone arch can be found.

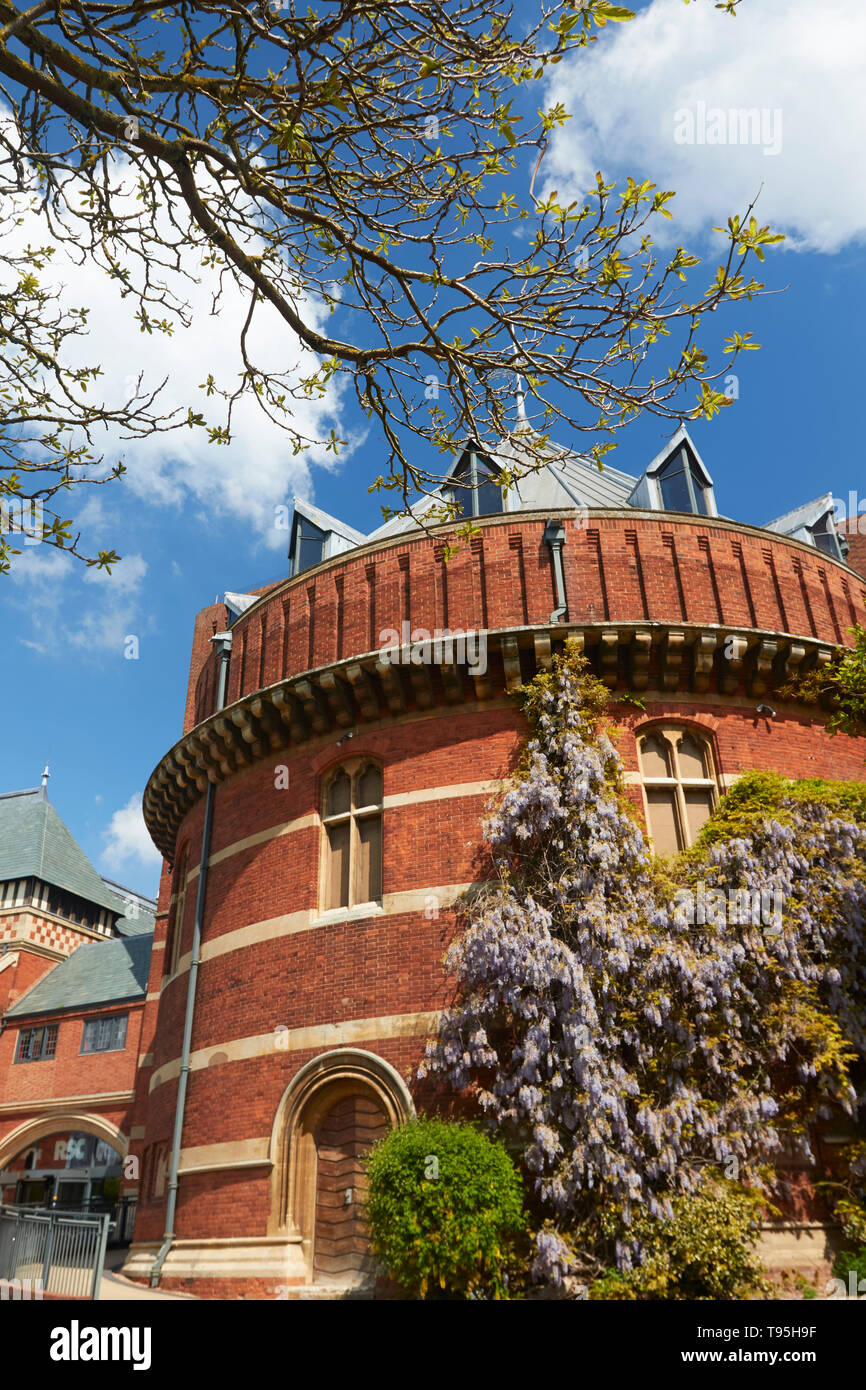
[0,1112,128,1172]
[267,1049,414,1276]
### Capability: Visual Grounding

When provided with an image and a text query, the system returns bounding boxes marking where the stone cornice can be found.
[0,1089,135,1116]
[143,620,836,862]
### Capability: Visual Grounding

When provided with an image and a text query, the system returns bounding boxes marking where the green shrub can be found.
[364,1117,526,1299]
[590,1183,768,1301]
[833,1247,866,1289]
[831,1197,866,1291]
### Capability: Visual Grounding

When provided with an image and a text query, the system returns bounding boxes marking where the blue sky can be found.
[2,0,864,898]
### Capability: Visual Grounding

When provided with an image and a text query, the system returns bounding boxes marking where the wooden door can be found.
[313,1093,388,1282]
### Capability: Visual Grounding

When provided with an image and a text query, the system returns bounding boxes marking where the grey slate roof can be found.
[0,788,120,914]
[4,932,153,1019]
[113,908,156,937]
[365,434,638,542]
[100,877,157,937]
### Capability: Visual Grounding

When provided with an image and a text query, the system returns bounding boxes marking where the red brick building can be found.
[0,780,154,1234]
[120,426,866,1297]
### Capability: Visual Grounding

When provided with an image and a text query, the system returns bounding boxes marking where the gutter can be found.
[150,629,232,1288]
[543,517,568,623]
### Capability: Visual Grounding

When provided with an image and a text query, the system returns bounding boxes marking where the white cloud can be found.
[8,543,148,657]
[544,0,866,252]
[2,122,350,548]
[82,552,148,593]
[101,793,162,873]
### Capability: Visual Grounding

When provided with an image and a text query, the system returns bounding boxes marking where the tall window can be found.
[321,762,383,912]
[657,446,709,515]
[165,845,189,977]
[637,727,718,853]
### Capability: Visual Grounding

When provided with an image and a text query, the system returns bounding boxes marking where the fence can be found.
[115,1194,137,1246]
[0,1204,109,1299]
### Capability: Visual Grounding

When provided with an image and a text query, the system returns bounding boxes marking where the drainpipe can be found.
[150,629,233,1287]
[543,517,568,623]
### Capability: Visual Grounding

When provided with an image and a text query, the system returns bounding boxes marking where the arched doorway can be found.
[269,1049,414,1285]
[311,1088,389,1282]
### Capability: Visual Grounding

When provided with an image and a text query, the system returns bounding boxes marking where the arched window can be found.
[321,761,383,912]
[164,845,189,977]
[637,727,718,853]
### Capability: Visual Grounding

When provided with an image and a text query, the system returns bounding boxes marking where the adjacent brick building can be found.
[113,424,866,1297]
[0,780,155,1231]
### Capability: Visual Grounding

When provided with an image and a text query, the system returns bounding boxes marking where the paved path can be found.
[99,1268,197,1300]
[99,1249,198,1300]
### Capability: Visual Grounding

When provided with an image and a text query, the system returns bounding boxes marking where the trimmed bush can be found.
[364,1117,526,1299]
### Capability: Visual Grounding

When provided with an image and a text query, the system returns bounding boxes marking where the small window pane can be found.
[646,789,682,854]
[813,528,841,558]
[356,816,383,904]
[677,735,708,780]
[327,770,352,817]
[684,788,715,842]
[356,765,382,809]
[294,518,327,575]
[639,734,672,779]
[447,476,474,520]
[658,467,693,513]
[475,469,503,516]
[326,822,351,909]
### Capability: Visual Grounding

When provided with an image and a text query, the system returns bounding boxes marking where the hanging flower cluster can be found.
[421,643,866,1280]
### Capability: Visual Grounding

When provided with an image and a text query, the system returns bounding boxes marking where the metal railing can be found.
[115,1195,137,1246]
[0,1204,109,1299]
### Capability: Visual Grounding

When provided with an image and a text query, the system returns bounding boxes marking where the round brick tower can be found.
[122,445,866,1296]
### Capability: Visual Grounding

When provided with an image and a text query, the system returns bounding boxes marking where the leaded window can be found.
[321,761,383,911]
[637,727,718,852]
[15,1024,58,1063]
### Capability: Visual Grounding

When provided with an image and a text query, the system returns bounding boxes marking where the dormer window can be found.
[657,446,709,516]
[810,515,844,560]
[291,515,327,576]
[445,453,505,519]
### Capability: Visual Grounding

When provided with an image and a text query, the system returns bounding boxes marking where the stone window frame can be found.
[319,758,384,915]
[636,724,719,853]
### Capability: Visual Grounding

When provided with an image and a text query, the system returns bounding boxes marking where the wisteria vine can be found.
[421,643,866,1281]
